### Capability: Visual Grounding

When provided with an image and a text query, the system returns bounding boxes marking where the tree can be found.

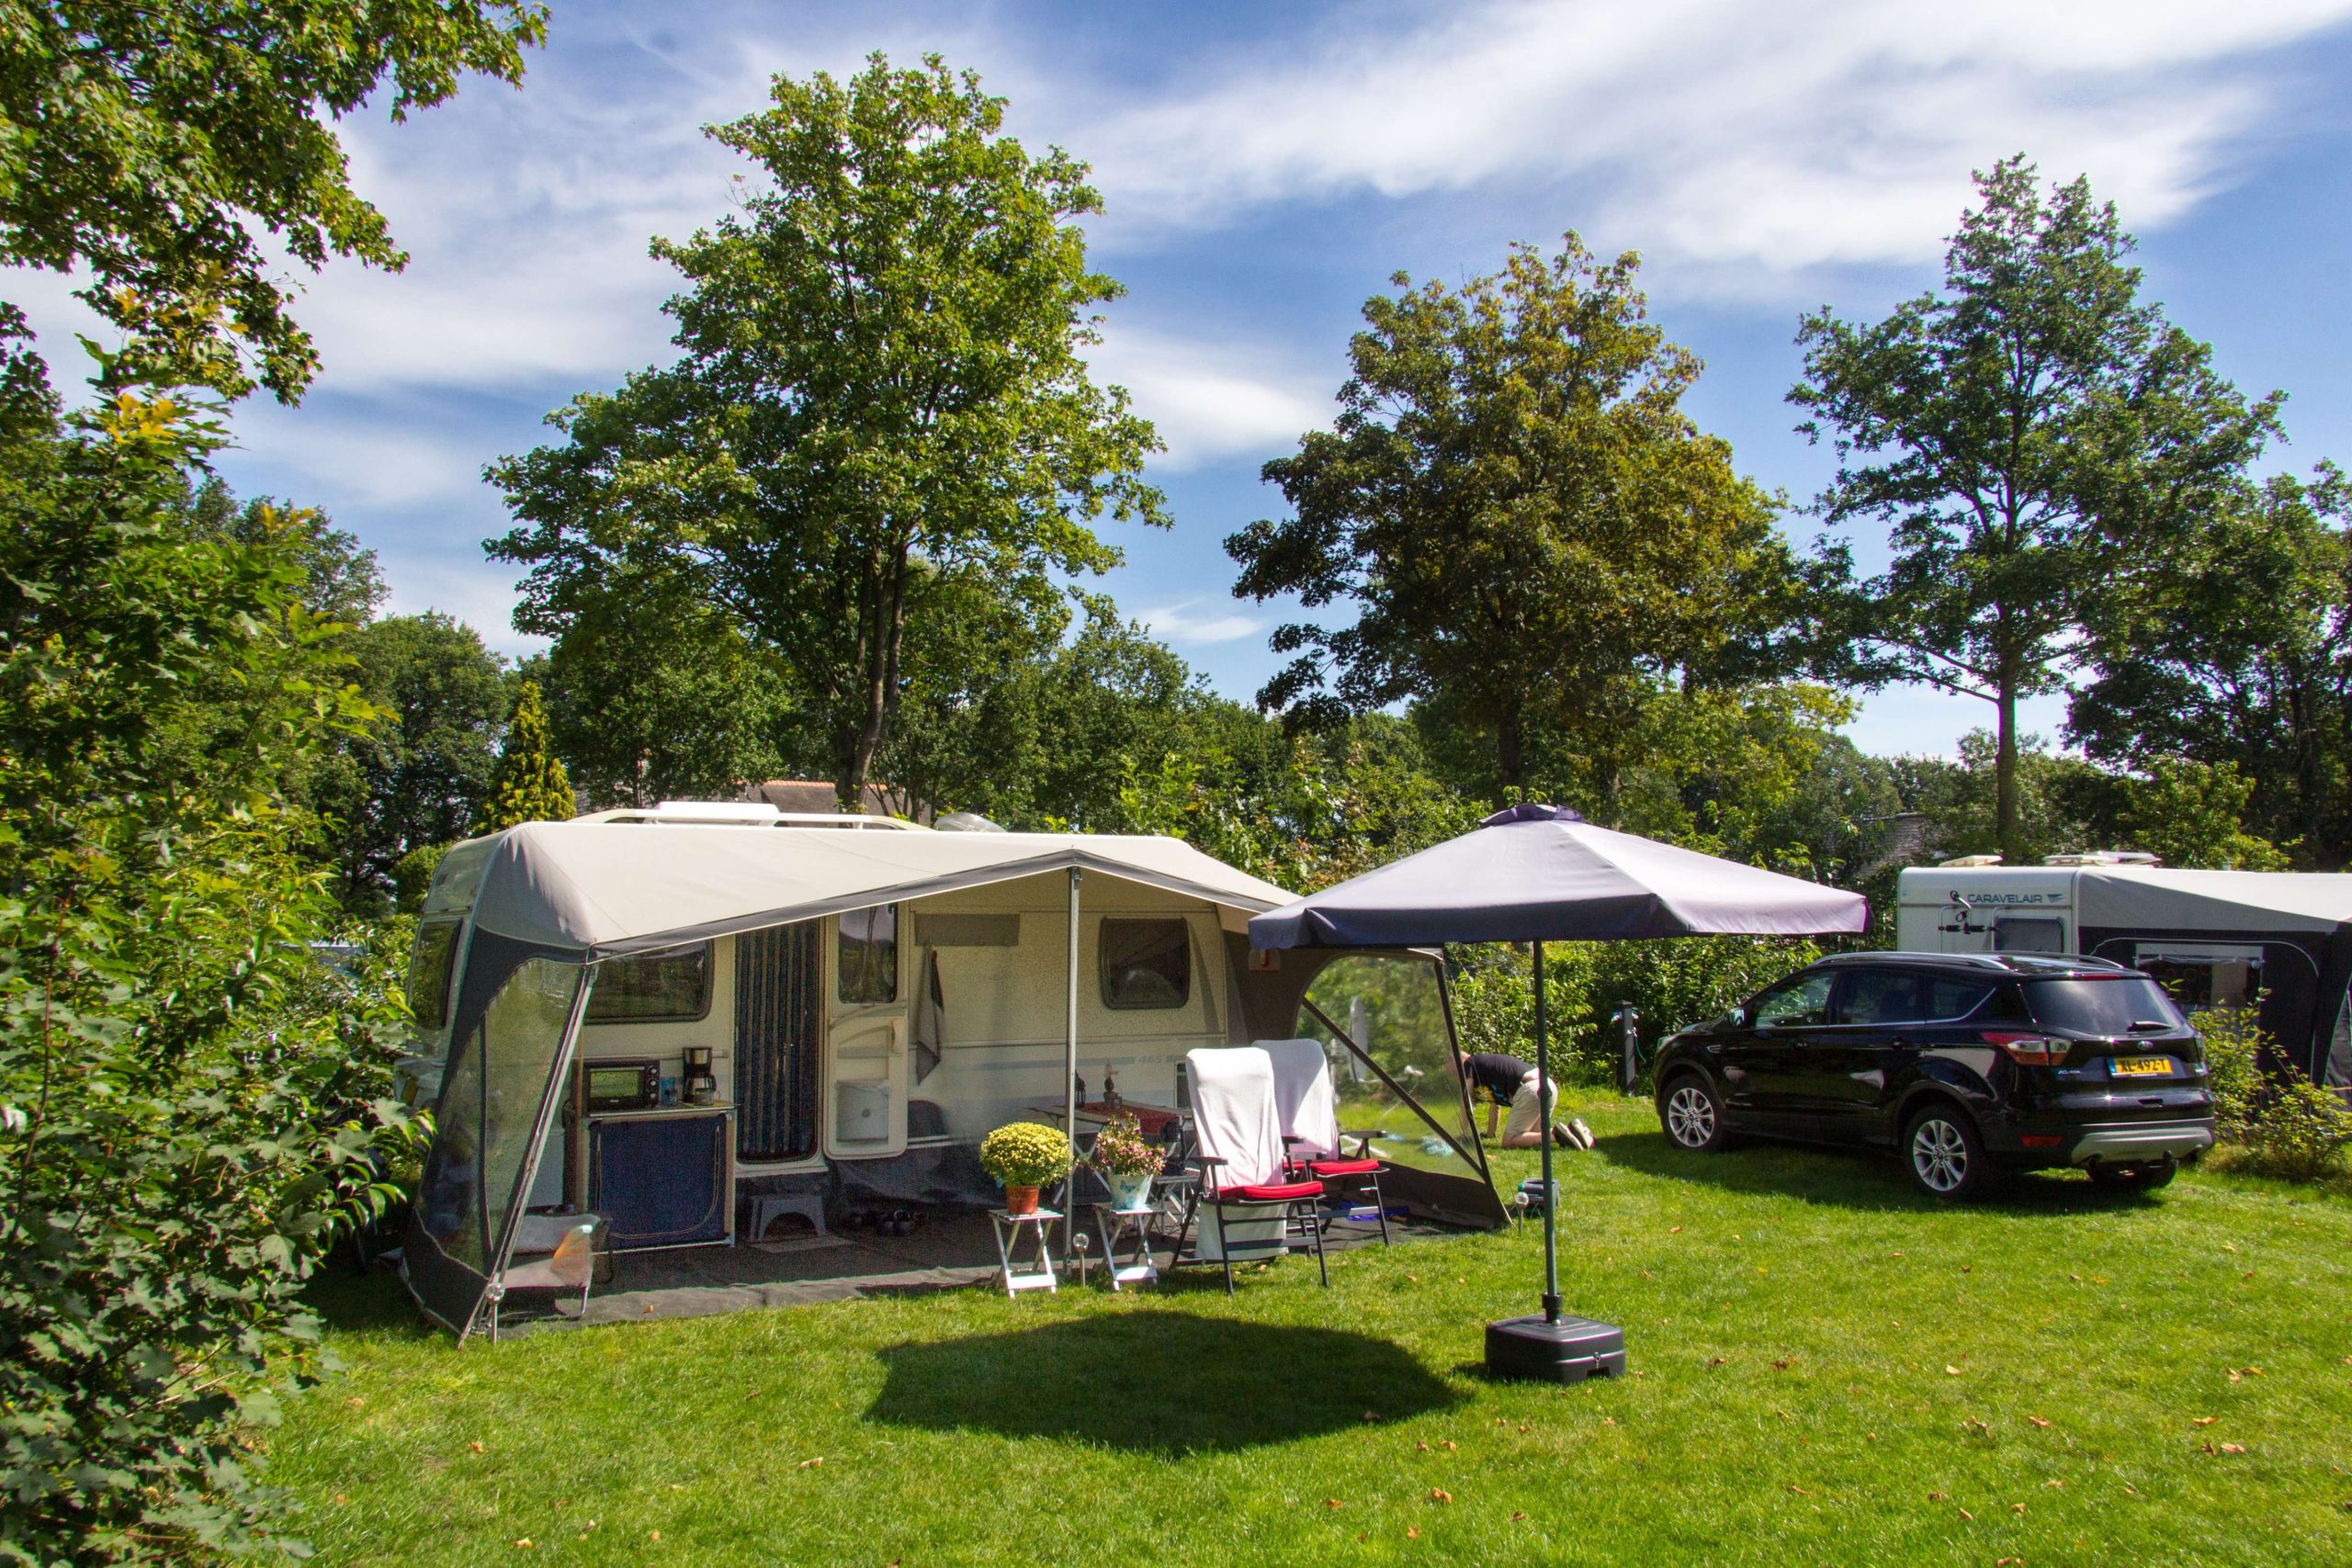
[1,388,415,1559]
[473,679,572,831]
[1792,156,2281,861]
[2117,758,2291,870]
[490,53,1165,808]
[177,474,385,623]
[1227,235,1797,802]
[528,570,787,809]
[308,613,510,910]
[1,0,546,400]
[2068,464,2350,865]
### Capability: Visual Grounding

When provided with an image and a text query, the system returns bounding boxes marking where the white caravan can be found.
[1894,862,2352,1091]
[399,804,1501,1338]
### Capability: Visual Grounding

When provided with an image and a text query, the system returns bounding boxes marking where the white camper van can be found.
[399,804,1501,1337]
[1894,861,2352,1091]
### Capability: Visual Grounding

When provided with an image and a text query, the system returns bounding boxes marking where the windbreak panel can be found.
[405,933,588,1336]
[1298,954,1500,1225]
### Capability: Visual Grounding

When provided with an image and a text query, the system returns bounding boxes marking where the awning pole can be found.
[1535,940,1560,1324]
[1065,867,1081,1259]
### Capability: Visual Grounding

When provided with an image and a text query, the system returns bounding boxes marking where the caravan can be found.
[399,803,1502,1338]
[1894,862,2352,1091]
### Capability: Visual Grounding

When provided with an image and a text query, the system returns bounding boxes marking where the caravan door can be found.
[824,905,910,1160]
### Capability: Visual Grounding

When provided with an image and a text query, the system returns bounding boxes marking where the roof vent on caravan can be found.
[934,811,1008,832]
[1939,853,2004,867]
[2042,851,2161,867]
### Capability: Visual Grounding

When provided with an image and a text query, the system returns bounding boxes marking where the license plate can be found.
[2110,1056,2173,1078]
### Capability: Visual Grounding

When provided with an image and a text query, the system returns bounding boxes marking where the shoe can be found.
[1570,1117,1596,1150]
[1551,1122,1573,1148]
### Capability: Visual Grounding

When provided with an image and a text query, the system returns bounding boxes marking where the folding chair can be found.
[1170,1046,1329,1293]
[485,1220,598,1341]
[1262,1037,1393,1247]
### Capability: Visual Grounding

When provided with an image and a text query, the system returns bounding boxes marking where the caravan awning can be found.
[468,821,1296,957]
[2075,869,2352,936]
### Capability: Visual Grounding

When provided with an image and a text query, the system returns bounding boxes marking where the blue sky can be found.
[25,1,2352,757]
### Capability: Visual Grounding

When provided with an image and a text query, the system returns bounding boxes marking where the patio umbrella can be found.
[1250,804,1869,1382]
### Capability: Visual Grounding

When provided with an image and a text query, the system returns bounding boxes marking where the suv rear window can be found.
[2023,976,2185,1037]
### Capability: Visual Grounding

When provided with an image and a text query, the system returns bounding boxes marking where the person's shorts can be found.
[1502,1070,1558,1142]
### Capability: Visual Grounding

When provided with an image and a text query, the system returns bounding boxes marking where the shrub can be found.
[2192,1008,2351,1183]
[978,1122,1074,1188]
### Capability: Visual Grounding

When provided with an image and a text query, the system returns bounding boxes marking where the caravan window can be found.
[838,905,899,1004]
[1099,918,1190,1010]
[586,943,712,1022]
[407,919,461,1030]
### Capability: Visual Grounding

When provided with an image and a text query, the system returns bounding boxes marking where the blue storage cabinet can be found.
[588,1108,734,1251]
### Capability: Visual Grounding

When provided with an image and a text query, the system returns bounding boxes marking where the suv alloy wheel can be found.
[1662,1076,1729,1152]
[1904,1104,1998,1201]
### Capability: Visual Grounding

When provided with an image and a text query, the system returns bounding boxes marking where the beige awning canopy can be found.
[468,820,1296,957]
[2075,868,2352,936]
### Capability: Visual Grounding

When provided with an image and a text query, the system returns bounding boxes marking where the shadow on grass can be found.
[1589,1129,2171,1216]
[866,1312,1460,1452]
[301,1262,438,1339]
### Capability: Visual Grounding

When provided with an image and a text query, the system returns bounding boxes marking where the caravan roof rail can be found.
[573,802,930,830]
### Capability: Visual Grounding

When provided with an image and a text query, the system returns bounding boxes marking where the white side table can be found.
[988,1209,1061,1296]
[1091,1204,1159,1291]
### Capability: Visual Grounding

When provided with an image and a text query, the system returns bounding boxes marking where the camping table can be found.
[988,1208,1062,1296]
[1091,1203,1159,1291]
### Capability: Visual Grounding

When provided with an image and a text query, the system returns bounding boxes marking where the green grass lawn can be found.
[271,1094,2352,1565]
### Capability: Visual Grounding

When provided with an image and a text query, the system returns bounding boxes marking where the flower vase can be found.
[1003,1183,1041,1216]
[1106,1171,1155,1211]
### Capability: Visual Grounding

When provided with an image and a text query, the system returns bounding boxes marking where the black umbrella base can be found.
[1485,1314,1627,1383]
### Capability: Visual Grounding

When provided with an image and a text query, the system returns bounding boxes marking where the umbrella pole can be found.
[1535,940,1559,1324]
[1065,867,1081,1260]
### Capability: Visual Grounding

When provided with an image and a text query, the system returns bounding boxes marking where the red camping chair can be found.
[1263,1037,1392,1246]
[1170,1046,1329,1293]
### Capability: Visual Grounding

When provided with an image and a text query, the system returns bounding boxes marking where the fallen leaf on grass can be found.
[1772,1356,1797,1371]
[1362,1412,1380,1423]
[1510,1511,1527,1521]
[2011,1503,2027,1515]
[2192,1416,2219,1427]
[514,1541,532,1551]
[1324,1499,1344,1509]
[1429,1488,1453,1505]
[469,1441,486,1454]
[2220,1443,2247,1455]
[1964,1418,1991,1436]
[1961,1265,1973,1274]
[1603,1416,1618,1427]
[345,1397,364,1407]
[1958,1507,1975,1521]
[1944,1366,1962,1376]
[1669,1225,1683,1234]
[1927,1492,1946,1502]
[1788,1484,1812,1496]
[1406,1526,1420,1539]
[333,1495,347,1506]
[1707,1356,1728,1367]
[795,1458,822,1470]
[648,1532,660,1543]
[1518,1424,1530,1433]
[1439,1439,1457,1451]
[2228,1369,2243,1383]
[1416,1441,1430,1451]
[2044,1479,2064,1489]
[2028,1416,2052,1429]
[1889,1250,1904,1258]
[2240,1366,2264,1377]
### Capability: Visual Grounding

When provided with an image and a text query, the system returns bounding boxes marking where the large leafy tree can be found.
[490,53,1165,808]
[1227,235,1798,802]
[1791,156,2281,861]
[2068,465,2350,864]
[528,569,788,809]
[309,612,510,910]
[0,0,546,400]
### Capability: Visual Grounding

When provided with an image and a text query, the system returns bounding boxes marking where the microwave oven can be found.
[583,1058,661,1113]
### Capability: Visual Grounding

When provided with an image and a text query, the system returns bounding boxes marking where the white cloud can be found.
[1071,0,2352,285]
[1085,322,1331,468]
[1132,599,1265,645]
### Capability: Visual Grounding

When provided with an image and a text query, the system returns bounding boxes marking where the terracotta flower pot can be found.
[1003,1183,1041,1216]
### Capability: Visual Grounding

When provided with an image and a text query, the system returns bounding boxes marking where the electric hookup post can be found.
[1614,1006,1640,1095]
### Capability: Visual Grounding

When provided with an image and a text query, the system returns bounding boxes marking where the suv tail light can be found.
[1984,1032,2065,1066]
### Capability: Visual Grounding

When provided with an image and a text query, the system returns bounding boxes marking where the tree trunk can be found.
[1495,698,1524,807]
[1995,672,2021,863]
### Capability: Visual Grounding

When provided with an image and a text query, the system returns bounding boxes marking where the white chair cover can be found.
[1261,1038,1341,1160]
[1183,1046,1286,1260]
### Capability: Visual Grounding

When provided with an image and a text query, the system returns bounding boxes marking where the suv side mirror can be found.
[1724,1007,1747,1028]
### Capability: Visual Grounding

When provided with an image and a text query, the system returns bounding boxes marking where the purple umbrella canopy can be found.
[1250,804,1867,950]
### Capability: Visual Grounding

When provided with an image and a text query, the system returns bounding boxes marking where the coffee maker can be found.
[682,1046,717,1106]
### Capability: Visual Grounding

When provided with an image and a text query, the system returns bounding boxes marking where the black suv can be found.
[1651,953,2216,1199]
